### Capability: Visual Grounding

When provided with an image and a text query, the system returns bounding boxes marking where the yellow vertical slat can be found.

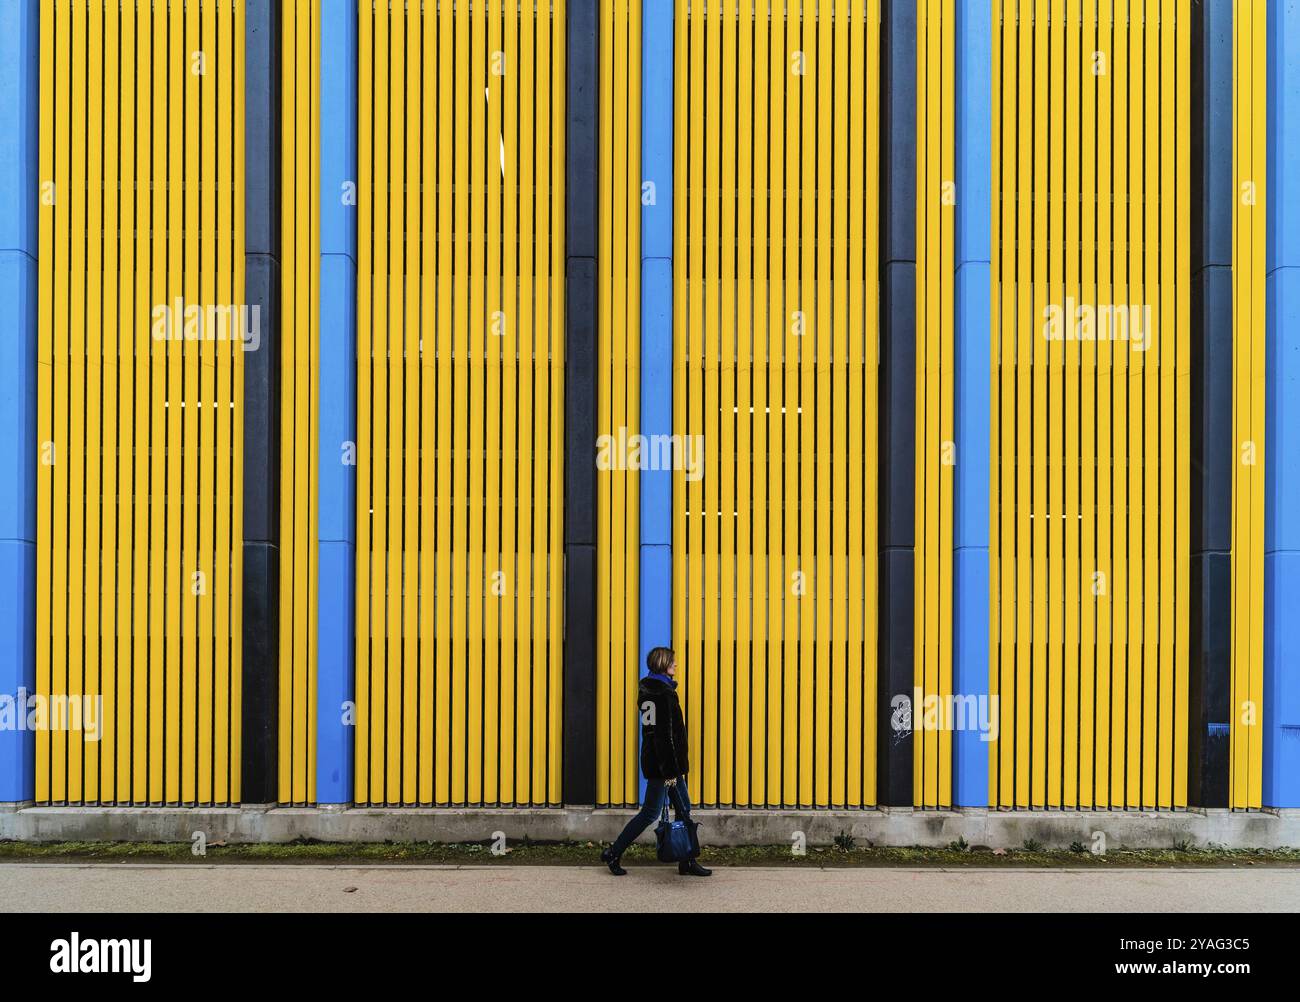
[938,0,955,810]
[1140,0,1161,809]
[418,0,437,805]
[1231,0,1265,811]
[916,0,930,807]
[994,0,1015,808]
[66,0,87,805]
[83,0,103,805]
[1078,0,1098,809]
[701,0,721,808]
[98,0,119,804]
[735,0,756,808]
[621,0,637,805]
[795,0,816,810]
[114,0,135,800]
[1094,0,1114,807]
[845,0,864,809]
[1130,0,1147,806]
[719,0,737,809]
[1062,0,1081,809]
[400,0,419,806]
[278,1,298,804]
[217,0,236,804]
[1029,0,1048,810]
[1173,0,1190,808]
[35,0,54,807]
[301,0,317,805]
[133,0,155,804]
[434,0,455,805]
[1046,0,1064,812]
[369,0,389,802]
[384,0,404,804]
[179,0,199,807]
[548,0,567,804]
[308,0,321,806]
[767,0,786,805]
[196,0,215,806]
[671,0,688,803]
[482,0,502,805]
[354,0,373,806]
[1157,0,1177,809]
[683,0,702,800]
[597,0,615,808]
[499,0,520,806]
[230,0,246,804]
[465,0,486,806]
[1109,0,1131,808]
[812,0,832,810]
[534,0,553,804]
[513,0,534,803]
[161,0,182,805]
[595,0,612,806]
[829,0,849,808]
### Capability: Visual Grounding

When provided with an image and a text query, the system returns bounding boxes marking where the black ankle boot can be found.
[678,858,712,877]
[600,847,627,876]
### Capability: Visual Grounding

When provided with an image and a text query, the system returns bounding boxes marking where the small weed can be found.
[1068,840,1088,854]
[1022,838,1044,852]
[948,836,970,852]
[833,831,856,852]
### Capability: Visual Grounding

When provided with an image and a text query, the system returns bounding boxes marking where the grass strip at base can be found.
[1,839,1298,868]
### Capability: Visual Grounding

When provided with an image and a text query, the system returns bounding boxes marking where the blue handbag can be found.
[654,797,701,863]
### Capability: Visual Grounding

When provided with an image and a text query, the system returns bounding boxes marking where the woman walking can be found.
[600,647,712,877]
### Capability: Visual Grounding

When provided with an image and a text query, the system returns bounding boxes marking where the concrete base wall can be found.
[2,803,1298,849]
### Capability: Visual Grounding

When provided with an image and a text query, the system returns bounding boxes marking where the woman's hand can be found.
[665,777,677,787]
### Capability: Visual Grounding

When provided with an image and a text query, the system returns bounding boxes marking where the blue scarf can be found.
[646,672,677,689]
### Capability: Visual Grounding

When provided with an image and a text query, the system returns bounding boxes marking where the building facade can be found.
[0,1,1297,845]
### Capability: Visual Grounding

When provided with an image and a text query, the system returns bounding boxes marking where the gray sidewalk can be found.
[3,863,1298,912]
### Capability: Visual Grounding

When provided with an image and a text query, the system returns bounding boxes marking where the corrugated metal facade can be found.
[673,1,881,810]
[353,0,566,806]
[989,0,1191,810]
[35,0,245,806]
[3,1,1288,814]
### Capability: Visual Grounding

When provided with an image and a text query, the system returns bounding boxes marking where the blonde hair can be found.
[646,646,675,675]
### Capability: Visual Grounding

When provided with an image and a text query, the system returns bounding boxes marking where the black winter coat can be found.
[638,676,690,780]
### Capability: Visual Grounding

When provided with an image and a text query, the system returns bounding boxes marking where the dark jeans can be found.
[609,776,692,857]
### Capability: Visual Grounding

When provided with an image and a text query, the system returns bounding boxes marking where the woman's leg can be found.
[608,778,668,857]
[667,777,711,876]
[667,777,691,819]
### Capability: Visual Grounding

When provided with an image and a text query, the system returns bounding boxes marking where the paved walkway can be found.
[3,863,1298,912]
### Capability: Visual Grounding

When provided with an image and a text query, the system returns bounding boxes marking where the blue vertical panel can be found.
[0,0,38,803]
[640,0,672,667]
[639,0,673,802]
[317,0,357,805]
[1265,0,1300,808]
[952,0,990,806]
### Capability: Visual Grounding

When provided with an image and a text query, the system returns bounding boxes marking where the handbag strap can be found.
[660,798,671,824]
